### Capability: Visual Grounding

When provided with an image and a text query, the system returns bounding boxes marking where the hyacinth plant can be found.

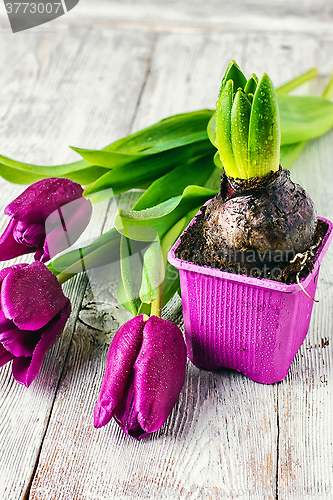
[200,61,318,277]
[1,64,333,437]
[212,62,280,179]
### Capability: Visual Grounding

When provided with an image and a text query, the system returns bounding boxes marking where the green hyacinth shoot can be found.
[215,61,281,179]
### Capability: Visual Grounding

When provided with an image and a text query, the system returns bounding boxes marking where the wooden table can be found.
[1,1,333,498]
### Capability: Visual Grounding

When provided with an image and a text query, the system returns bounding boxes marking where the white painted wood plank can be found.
[0,14,332,500]
[11,0,332,37]
[0,27,154,500]
[131,31,246,131]
[241,32,333,498]
[276,129,333,499]
[2,0,333,37]
[0,27,154,166]
[28,31,280,500]
[242,33,320,89]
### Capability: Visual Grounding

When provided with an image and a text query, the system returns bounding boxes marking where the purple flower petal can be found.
[0,309,38,358]
[13,221,45,248]
[11,300,71,387]
[5,178,84,223]
[0,325,40,357]
[1,261,68,331]
[113,372,146,439]
[0,263,28,287]
[41,197,92,262]
[94,315,144,429]
[0,220,33,261]
[0,344,15,368]
[0,308,40,357]
[134,316,187,436]
[0,309,14,333]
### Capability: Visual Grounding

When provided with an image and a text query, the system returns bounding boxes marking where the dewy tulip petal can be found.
[0,220,35,261]
[94,315,144,428]
[133,316,187,434]
[0,262,71,386]
[0,178,92,263]
[11,301,71,387]
[94,315,187,440]
[5,178,84,223]
[1,261,68,331]
[0,344,15,368]
[13,221,45,247]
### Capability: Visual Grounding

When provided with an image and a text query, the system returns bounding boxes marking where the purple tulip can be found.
[0,261,71,387]
[0,178,92,263]
[94,314,187,439]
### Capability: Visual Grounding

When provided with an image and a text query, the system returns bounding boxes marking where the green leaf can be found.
[160,217,187,306]
[278,94,333,144]
[133,153,215,211]
[280,142,307,169]
[247,93,254,104]
[323,70,333,100]
[115,185,217,242]
[162,261,180,307]
[126,196,183,220]
[139,241,164,303]
[0,109,214,185]
[120,236,142,316]
[0,155,108,185]
[49,227,121,281]
[102,109,214,154]
[215,80,237,175]
[212,151,223,170]
[248,73,280,178]
[117,277,141,315]
[70,147,144,169]
[160,217,187,259]
[276,68,318,94]
[207,112,217,148]
[231,90,251,176]
[204,164,222,190]
[83,140,215,196]
[218,60,247,97]
[209,92,333,152]
[244,74,258,94]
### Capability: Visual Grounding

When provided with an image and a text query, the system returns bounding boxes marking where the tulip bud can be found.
[94,315,187,440]
[0,178,92,263]
[0,261,71,386]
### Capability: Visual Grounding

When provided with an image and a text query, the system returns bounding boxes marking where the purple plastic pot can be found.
[168,206,333,384]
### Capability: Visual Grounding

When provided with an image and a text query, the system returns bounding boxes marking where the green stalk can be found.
[276,68,318,94]
[323,71,333,100]
[150,283,164,318]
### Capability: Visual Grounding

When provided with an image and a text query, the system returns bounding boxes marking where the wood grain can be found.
[28,30,275,500]
[0,3,332,499]
[277,130,333,499]
[24,0,333,37]
[0,27,153,500]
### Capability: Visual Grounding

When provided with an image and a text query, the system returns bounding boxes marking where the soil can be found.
[175,204,328,285]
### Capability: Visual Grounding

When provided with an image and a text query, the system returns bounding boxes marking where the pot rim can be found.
[168,201,333,294]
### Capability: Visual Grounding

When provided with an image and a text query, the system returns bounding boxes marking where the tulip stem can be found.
[150,281,164,318]
[57,272,74,285]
